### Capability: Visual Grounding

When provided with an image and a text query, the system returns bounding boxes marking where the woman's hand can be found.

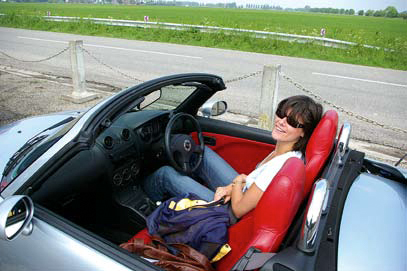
[232,174,247,186]
[214,174,247,203]
[214,184,232,203]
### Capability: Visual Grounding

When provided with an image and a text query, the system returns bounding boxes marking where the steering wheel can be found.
[164,113,204,174]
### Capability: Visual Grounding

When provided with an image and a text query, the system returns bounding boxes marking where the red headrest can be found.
[304,110,338,196]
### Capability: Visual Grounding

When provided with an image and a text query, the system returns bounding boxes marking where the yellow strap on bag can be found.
[211,244,232,262]
[169,198,217,211]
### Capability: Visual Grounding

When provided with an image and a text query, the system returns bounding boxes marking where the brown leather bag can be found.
[120,236,215,271]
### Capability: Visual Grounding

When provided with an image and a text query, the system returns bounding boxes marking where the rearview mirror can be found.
[139,89,162,110]
[0,195,34,241]
[200,101,228,118]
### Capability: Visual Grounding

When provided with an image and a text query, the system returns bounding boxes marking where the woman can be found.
[143,95,323,218]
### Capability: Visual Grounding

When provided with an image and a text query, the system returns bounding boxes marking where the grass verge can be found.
[1,3,407,48]
[0,14,406,70]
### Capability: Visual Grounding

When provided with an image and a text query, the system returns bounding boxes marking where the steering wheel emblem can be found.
[184,139,192,152]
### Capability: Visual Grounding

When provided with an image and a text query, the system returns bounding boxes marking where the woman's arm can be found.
[230,174,263,218]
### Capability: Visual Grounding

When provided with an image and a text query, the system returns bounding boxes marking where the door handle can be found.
[203,136,216,146]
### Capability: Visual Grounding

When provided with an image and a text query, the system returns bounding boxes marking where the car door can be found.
[0,196,157,271]
[197,116,276,175]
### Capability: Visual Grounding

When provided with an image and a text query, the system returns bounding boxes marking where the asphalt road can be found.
[0,27,406,150]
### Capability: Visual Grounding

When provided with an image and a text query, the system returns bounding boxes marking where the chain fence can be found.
[0,46,70,63]
[82,45,265,86]
[224,70,263,84]
[1,43,405,137]
[279,71,407,135]
[81,47,145,83]
[0,44,263,84]
[82,45,263,85]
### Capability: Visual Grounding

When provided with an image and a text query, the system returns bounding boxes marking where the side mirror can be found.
[0,195,34,241]
[200,101,228,118]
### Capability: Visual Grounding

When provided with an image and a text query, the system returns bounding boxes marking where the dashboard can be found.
[95,110,170,187]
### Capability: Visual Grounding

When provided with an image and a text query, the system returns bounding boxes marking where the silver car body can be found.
[1,95,112,198]
[338,173,407,271]
[0,106,144,270]
[0,200,133,271]
[0,111,81,175]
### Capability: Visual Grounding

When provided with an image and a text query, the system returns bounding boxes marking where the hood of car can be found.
[0,111,82,176]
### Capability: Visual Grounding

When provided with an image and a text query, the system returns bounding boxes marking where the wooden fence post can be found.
[62,40,98,103]
[258,64,280,130]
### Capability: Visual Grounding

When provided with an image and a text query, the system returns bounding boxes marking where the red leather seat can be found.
[304,110,338,197]
[127,158,305,271]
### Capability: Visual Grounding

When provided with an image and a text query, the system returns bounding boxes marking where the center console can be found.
[113,185,157,233]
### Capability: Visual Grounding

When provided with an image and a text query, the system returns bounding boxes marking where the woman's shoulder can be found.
[282,151,303,160]
[263,151,302,170]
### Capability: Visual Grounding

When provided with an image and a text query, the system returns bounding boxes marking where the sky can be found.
[201,0,407,12]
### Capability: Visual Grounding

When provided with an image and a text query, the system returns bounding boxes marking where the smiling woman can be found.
[272,96,323,155]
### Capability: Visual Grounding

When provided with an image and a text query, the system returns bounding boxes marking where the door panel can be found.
[203,132,274,175]
[197,117,275,174]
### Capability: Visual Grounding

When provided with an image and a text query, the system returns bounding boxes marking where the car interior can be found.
[28,79,340,270]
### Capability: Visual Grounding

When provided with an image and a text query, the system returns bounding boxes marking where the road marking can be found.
[84,43,202,59]
[18,36,202,59]
[18,36,68,44]
[312,72,407,88]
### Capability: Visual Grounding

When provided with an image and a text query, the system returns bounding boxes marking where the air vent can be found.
[103,136,114,149]
[139,125,152,142]
[121,129,130,141]
[113,173,123,186]
[131,162,140,176]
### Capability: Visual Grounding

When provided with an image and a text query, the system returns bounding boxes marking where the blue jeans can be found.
[143,147,238,202]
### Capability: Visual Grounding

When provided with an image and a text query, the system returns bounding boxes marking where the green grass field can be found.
[1,3,406,70]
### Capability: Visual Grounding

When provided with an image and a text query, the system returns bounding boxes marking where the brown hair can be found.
[277,95,323,155]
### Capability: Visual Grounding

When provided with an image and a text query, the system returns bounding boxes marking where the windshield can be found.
[141,85,198,111]
[0,116,80,192]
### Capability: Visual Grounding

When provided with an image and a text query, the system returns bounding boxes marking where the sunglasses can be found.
[275,108,305,128]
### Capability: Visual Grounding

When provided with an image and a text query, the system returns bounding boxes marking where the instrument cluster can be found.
[136,116,167,144]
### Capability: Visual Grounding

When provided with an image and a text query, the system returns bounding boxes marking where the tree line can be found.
[302,6,404,19]
[5,0,407,19]
[360,6,405,19]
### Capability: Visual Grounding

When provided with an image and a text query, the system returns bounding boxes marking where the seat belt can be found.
[231,247,276,271]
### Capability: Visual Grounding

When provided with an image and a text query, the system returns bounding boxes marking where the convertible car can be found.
[0,74,406,271]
